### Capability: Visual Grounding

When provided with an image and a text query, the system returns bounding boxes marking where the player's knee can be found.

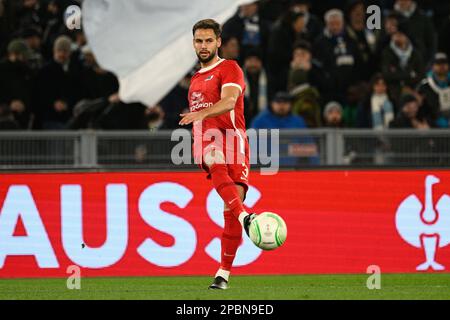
[204,149,225,167]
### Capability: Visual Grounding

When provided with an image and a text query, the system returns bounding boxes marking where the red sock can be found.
[221,210,242,271]
[209,164,245,220]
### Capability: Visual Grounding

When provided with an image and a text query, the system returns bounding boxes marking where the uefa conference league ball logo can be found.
[396,175,450,271]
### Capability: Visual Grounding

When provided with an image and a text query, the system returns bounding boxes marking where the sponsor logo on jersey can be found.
[190,91,213,111]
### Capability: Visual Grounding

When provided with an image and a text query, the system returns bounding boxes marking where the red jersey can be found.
[188,59,247,157]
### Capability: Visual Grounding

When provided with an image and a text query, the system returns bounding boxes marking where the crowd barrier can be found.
[0,129,449,169]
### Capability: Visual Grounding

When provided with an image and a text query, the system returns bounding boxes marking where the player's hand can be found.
[179,111,205,126]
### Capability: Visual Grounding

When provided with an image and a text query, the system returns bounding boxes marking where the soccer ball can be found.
[249,212,287,250]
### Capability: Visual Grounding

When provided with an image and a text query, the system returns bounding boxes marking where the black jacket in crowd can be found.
[33,59,82,126]
[288,60,332,103]
[312,30,363,103]
[222,11,271,65]
[266,19,309,98]
[395,7,437,65]
[0,59,34,128]
[79,68,119,100]
[381,46,424,104]
[417,75,450,125]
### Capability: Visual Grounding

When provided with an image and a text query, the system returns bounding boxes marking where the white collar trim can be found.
[198,58,225,73]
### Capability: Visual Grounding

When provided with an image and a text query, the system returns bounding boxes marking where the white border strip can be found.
[222,83,243,95]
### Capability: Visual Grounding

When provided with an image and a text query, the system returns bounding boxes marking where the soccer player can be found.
[179,19,256,290]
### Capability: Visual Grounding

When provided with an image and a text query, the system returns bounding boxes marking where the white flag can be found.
[82,0,252,107]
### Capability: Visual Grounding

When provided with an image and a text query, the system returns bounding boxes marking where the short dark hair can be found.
[400,94,418,108]
[192,19,222,38]
[386,11,402,22]
[245,48,263,60]
[293,40,311,52]
[370,72,385,83]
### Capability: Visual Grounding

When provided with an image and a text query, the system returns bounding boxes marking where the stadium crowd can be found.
[0,0,449,132]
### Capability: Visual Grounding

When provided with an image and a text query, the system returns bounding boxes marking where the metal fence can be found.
[0,129,449,170]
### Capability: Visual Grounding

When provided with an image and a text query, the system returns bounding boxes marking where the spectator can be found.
[313,9,363,104]
[417,0,450,33]
[15,0,41,32]
[134,144,148,164]
[70,30,88,69]
[288,40,330,94]
[21,26,43,71]
[401,85,424,106]
[312,0,358,19]
[258,0,290,23]
[65,45,119,129]
[243,50,268,125]
[417,52,450,128]
[392,0,437,65]
[0,102,20,130]
[389,93,437,165]
[74,30,88,52]
[222,1,270,64]
[251,91,307,129]
[0,39,33,129]
[79,45,119,100]
[357,73,395,129]
[288,40,331,127]
[375,12,401,62]
[345,0,379,80]
[389,93,430,129]
[258,0,325,24]
[342,82,368,127]
[289,0,323,40]
[219,35,240,61]
[41,0,67,60]
[34,35,82,129]
[251,91,318,166]
[323,101,344,128]
[288,41,328,128]
[267,10,309,97]
[381,28,424,105]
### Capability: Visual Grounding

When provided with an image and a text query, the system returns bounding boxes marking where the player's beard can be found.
[197,48,217,64]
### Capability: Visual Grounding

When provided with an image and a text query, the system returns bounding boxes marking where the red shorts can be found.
[194,130,250,194]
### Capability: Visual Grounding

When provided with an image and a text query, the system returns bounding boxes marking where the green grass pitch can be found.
[1,274,449,300]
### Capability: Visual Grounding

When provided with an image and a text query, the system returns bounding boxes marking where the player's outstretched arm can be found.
[179,86,240,126]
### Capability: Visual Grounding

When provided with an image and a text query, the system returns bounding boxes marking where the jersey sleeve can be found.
[220,61,245,96]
